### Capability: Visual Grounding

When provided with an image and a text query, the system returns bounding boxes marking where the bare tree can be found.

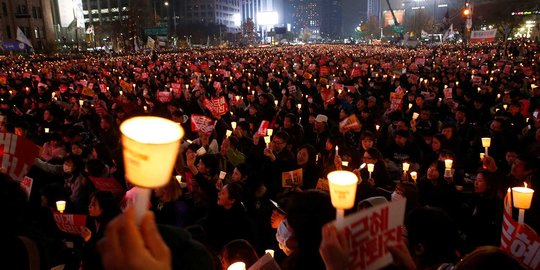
[362,16,380,39]
[405,10,435,37]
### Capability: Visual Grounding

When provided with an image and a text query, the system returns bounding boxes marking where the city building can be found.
[0,0,55,50]
[288,0,321,40]
[184,0,241,32]
[320,0,342,39]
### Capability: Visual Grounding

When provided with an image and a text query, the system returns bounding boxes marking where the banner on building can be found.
[470,29,497,43]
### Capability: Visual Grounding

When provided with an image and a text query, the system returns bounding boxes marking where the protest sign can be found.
[390,92,404,111]
[20,176,33,199]
[335,199,407,270]
[0,132,39,181]
[501,191,540,270]
[316,178,329,191]
[339,114,362,133]
[320,66,330,76]
[53,213,87,234]
[282,168,303,188]
[443,88,453,99]
[89,177,125,197]
[204,97,229,116]
[248,253,281,270]
[257,120,270,136]
[157,91,172,103]
[191,114,216,135]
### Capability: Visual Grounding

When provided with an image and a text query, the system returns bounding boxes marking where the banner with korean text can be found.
[0,132,40,181]
[335,199,406,270]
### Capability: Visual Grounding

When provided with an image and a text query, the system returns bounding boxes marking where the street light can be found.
[164,1,168,5]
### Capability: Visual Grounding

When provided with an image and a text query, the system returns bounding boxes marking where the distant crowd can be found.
[0,41,539,270]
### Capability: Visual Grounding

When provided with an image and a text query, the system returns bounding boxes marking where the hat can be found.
[315,114,328,123]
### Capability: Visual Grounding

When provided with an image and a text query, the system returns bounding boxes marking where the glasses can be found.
[273,140,286,145]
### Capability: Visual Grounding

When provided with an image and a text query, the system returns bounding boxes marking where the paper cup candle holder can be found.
[120,116,184,222]
[327,170,358,227]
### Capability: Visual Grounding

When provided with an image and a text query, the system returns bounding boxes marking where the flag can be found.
[421,30,428,38]
[443,24,454,41]
[16,27,32,48]
[146,36,155,49]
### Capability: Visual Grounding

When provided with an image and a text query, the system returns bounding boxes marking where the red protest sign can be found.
[20,176,33,199]
[191,114,216,135]
[0,132,39,181]
[320,66,330,76]
[204,97,229,116]
[157,91,172,103]
[89,177,125,197]
[351,68,362,78]
[500,192,540,270]
[53,213,87,235]
[335,199,406,270]
[257,120,269,136]
[390,92,404,111]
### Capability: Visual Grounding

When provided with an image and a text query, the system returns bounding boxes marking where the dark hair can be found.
[284,113,297,124]
[476,170,500,198]
[235,163,249,179]
[220,239,259,269]
[199,154,219,177]
[360,130,375,140]
[366,147,384,162]
[432,134,448,150]
[0,174,29,232]
[454,246,524,270]
[406,207,459,266]
[90,191,120,223]
[273,130,290,144]
[298,144,317,165]
[516,153,538,173]
[86,159,107,177]
[226,182,243,203]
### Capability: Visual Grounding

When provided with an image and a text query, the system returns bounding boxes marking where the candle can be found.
[175,175,182,183]
[367,163,374,179]
[410,171,417,182]
[503,104,508,110]
[297,104,302,110]
[228,262,246,270]
[79,100,84,106]
[265,249,275,258]
[274,100,278,106]
[56,201,66,213]
[120,116,183,222]
[375,124,380,131]
[408,103,413,109]
[444,159,453,169]
[119,90,123,95]
[512,183,535,225]
[335,146,339,156]
[341,161,349,167]
[328,171,358,227]
[402,162,410,172]
[226,130,233,137]
[512,183,535,210]
[219,171,227,180]
[264,136,271,148]
[412,112,419,120]
[480,153,485,160]
[267,129,273,136]
[45,128,50,133]
[143,106,148,112]
[231,122,237,130]
[196,147,207,156]
[481,137,491,156]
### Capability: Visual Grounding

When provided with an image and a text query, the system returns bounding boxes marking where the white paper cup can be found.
[196,147,207,156]
[327,170,358,210]
[120,116,183,188]
[56,200,66,213]
[219,171,227,180]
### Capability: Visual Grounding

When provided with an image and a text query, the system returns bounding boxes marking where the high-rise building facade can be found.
[320,0,342,39]
[367,0,380,21]
[184,0,241,32]
[0,0,55,50]
[289,0,321,40]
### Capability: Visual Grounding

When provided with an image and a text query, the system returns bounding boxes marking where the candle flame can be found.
[524,182,528,188]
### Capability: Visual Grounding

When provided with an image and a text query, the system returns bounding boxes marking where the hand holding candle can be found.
[402,162,410,172]
[120,116,184,223]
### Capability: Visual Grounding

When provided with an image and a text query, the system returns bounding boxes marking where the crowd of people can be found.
[0,41,539,270]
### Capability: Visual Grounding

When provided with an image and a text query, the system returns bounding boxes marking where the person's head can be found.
[394,130,409,147]
[431,134,447,152]
[427,162,441,181]
[197,154,218,177]
[406,207,459,268]
[217,182,243,209]
[475,171,498,197]
[454,246,524,270]
[231,163,248,182]
[360,131,375,150]
[100,115,114,130]
[441,123,455,140]
[511,153,537,180]
[154,179,183,203]
[505,150,518,167]
[285,190,335,251]
[63,155,84,175]
[314,114,328,133]
[220,239,259,270]
[71,142,85,156]
[283,113,297,129]
[88,191,120,222]
[363,147,383,164]
[86,158,108,177]
[270,131,289,154]
[297,144,316,167]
